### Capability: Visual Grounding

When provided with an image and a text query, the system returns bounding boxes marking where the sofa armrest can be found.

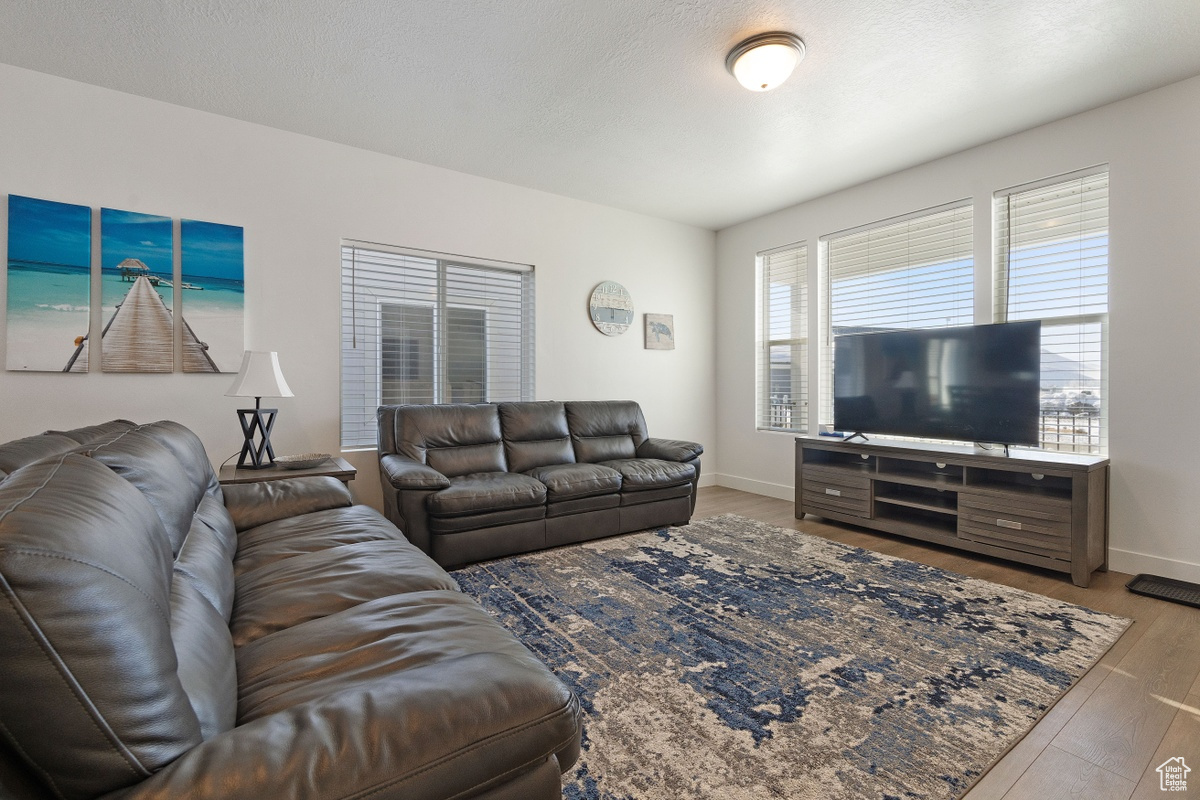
[106,655,581,800]
[381,454,451,490]
[637,437,704,462]
[222,476,352,532]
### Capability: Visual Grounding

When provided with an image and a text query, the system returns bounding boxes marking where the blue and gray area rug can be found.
[453,514,1130,800]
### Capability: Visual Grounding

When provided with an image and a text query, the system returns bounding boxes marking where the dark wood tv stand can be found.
[795,436,1109,587]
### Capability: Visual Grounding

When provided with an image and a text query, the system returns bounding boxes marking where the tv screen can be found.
[833,321,1041,445]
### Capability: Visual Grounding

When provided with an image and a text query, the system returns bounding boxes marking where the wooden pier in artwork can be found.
[67,275,219,373]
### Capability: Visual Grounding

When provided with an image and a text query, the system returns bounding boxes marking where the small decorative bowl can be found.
[275,453,332,470]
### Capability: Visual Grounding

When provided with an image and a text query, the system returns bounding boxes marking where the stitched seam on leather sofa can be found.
[347,697,579,800]
[6,549,171,624]
[0,710,67,798]
[0,455,66,524]
[441,754,559,800]
[547,477,618,493]
[0,573,150,779]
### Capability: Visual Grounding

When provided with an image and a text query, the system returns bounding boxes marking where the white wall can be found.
[0,64,717,512]
[716,74,1200,583]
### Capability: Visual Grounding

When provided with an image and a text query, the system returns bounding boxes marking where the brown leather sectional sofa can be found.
[0,420,580,800]
[377,400,704,567]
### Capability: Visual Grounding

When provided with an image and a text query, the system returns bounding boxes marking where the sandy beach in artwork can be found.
[177,276,244,373]
[5,262,91,372]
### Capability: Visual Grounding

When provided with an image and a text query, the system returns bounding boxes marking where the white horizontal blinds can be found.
[820,203,974,424]
[443,263,533,404]
[757,244,808,432]
[995,169,1108,454]
[342,247,439,447]
[341,244,534,449]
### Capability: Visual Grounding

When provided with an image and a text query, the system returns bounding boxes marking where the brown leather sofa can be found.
[377,400,704,567]
[0,420,580,800]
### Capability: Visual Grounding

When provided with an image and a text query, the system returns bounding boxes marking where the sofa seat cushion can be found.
[545,493,620,518]
[620,482,692,506]
[236,591,550,719]
[525,462,622,500]
[233,505,403,577]
[231,540,457,647]
[599,458,696,491]
[427,472,547,516]
[429,505,545,534]
[228,591,580,798]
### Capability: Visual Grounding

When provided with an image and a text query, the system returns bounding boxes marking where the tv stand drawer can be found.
[801,465,870,518]
[958,492,1071,558]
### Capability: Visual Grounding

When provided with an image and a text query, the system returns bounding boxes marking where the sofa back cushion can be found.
[565,401,650,463]
[135,420,224,501]
[0,455,203,800]
[83,427,207,557]
[0,433,79,481]
[499,402,575,473]
[78,422,240,745]
[169,577,237,740]
[379,404,507,478]
[47,418,137,445]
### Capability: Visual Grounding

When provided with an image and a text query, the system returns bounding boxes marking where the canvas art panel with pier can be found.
[181,219,244,373]
[5,194,92,373]
[100,208,175,373]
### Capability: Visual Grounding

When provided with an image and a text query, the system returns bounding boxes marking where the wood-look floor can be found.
[692,485,1200,800]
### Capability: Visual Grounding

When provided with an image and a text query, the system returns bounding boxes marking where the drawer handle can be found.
[996,518,1023,530]
[825,488,842,497]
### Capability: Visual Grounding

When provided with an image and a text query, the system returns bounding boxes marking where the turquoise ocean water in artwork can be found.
[5,261,243,372]
[5,261,90,371]
[93,272,243,324]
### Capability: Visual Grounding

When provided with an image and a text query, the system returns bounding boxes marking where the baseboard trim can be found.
[697,473,717,489]
[1108,547,1200,585]
[711,473,794,502]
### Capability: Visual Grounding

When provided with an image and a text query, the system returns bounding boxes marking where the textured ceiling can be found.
[2,1,1199,229]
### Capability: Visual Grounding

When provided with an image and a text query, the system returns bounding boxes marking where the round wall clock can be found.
[588,281,634,336]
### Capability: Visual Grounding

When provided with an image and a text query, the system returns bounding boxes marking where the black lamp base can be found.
[235,407,279,469]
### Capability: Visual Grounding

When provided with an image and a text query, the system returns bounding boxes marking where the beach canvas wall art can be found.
[100,208,175,372]
[6,195,92,373]
[180,219,244,373]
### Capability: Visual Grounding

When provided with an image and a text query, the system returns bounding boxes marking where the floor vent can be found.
[1126,574,1200,609]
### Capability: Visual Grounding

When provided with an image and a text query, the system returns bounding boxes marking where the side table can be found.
[218,456,357,486]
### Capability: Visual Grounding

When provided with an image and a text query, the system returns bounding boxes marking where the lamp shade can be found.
[225,351,294,399]
[726,32,805,92]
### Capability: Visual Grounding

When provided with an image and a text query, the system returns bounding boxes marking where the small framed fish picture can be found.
[644,313,674,351]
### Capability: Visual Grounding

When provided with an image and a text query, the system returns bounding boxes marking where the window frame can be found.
[756,242,809,434]
[819,199,975,430]
[993,166,1109,454]
[341,241,534,450]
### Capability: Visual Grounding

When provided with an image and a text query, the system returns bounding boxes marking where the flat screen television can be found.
[833,321,1041,445]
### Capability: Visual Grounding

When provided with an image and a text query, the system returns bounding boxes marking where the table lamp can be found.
[225,351,294,469]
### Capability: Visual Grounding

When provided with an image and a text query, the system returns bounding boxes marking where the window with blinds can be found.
[757,243,808,432]
[820,202,974,424]
[341,243,535,448]
[995,168,1108,454]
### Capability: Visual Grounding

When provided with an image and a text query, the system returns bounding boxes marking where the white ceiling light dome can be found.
[726,31,806,92]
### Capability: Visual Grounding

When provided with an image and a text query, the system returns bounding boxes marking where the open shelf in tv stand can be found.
[795,436,1110,587]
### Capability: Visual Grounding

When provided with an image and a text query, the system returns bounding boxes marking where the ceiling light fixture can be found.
[725,31,805,92]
